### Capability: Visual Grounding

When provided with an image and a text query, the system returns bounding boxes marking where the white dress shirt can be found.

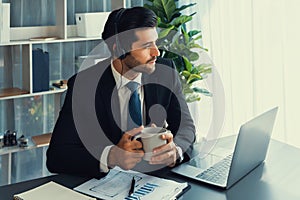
[100,63,143,172]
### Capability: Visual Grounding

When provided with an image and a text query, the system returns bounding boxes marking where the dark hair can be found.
[102,7,157,55]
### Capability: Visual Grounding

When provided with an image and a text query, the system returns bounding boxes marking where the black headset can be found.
[114,8,126,60]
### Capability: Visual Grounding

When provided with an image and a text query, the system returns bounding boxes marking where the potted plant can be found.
[144,0,212,102]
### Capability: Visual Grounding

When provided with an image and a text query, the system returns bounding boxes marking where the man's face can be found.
[123,27,160,74]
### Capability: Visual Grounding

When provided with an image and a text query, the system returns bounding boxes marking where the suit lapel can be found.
[142,73,159,126]
[97,65,122,144]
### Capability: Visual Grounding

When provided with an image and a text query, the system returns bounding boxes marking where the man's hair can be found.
[102,7,157,56]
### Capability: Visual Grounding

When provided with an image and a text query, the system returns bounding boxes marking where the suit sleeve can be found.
[46,75,102,176]
[166,60,196,161]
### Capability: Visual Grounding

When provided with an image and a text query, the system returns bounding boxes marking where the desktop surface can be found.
[1,137,300,200]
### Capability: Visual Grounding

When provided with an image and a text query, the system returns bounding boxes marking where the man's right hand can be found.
[108,126,144,170]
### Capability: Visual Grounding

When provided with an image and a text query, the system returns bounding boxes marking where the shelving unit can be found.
[0,0,128,186]
[0,138,43,185]
[0,88,66,100]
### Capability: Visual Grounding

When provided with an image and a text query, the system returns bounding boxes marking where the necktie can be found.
[127,81,142,130]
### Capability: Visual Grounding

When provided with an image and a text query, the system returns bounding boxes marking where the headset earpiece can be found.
[114,8,126,60]
[115,34,126,60]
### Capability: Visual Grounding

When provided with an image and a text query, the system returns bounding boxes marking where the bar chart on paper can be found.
[125,182,159,200]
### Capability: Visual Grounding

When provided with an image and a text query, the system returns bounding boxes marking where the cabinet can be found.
[0,0,139,186]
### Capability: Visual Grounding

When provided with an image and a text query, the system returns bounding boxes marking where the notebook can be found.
[13,181,96,200]
[172,107,278,189]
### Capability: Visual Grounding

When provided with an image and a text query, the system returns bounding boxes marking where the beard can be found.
[123,54,156,75]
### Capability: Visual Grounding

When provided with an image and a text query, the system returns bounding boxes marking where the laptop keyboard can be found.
[196,154,233,185]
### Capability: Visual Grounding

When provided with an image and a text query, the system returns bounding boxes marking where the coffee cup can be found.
[134,127,169,161]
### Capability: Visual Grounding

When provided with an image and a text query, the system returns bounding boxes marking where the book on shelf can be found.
[32,48,50,93]
[13,181,96,200]
[31,133,52,147]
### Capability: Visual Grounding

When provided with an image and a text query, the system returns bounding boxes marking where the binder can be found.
[32,48,50,92]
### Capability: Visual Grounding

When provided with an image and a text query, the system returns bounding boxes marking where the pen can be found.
[128,177,135,196]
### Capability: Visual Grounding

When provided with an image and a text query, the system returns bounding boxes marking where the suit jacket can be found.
[46,57,195,176]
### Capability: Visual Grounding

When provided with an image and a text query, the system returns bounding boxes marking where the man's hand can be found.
[108,126,144,170]
[149,132,178,167]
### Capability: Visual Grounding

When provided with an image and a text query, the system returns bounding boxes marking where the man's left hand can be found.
[149,132,177,167]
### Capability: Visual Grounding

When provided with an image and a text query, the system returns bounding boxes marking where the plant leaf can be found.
[192,87,213,96]
[158,26,175,38]
[189,43,203,49]
[188,30,201,37]
[172,15,192,27]
[182,56,192,72]
[181,70,191,79]
[181,26,190,44]
[176,3,197,13]
[187,74,202,84]
[190,52,200,61]
[185,93,201,102]
[144,0,212,103]
[183,86,194,94]
[196,63,212,74]
[154,0,177,22]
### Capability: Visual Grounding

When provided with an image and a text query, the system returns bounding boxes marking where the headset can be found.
[114,8,127,60]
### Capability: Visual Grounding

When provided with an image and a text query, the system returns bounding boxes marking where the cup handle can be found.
[132,134,142,140]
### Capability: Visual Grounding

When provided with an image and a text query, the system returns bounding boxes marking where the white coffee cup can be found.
[134,127,169,161]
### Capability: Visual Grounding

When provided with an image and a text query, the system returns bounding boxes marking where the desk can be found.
[1,137,300,200]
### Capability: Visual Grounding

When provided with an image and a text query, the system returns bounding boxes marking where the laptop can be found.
[172,107,278,189]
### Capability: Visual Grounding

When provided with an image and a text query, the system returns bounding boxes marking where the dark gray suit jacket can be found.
[46,57,195,176]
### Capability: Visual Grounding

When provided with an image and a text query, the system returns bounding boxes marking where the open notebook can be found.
[13,181,95,200]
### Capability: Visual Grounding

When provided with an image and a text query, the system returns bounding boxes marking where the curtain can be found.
[195,0,300,148]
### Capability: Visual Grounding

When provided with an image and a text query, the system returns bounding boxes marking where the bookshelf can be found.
[0,0,128,186]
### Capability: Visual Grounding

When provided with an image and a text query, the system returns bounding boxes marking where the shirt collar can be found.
[111,61,142,89]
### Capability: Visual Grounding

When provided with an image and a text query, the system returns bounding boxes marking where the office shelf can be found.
[0,88,29,99]
[0,0,127,186]
[0,88,67,101]
[0,139,38,156]
[1,35,101,47]
[0,135,51,186]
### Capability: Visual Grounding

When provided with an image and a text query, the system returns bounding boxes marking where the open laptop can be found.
[172,107,278,189]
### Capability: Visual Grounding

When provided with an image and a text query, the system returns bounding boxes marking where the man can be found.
[46,7,195,176]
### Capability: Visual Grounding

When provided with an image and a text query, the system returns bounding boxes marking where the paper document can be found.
[74,167,188,200]
[13,181,95,200]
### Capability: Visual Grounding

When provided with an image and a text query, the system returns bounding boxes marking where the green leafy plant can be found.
[144,0,212,102]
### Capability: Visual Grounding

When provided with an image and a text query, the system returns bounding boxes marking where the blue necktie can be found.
[127,81,142,130]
